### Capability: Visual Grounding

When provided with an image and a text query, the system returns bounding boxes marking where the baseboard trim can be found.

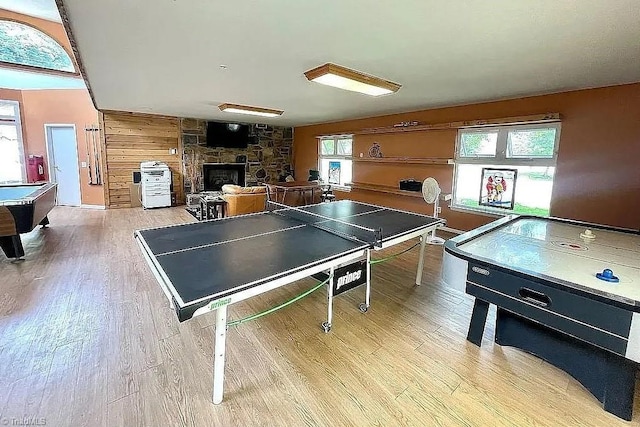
[81,204,106,210]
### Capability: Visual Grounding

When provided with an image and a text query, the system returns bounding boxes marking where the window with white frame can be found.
[318,135,353,188]
[452,122,561,216]
[0,100,26,184]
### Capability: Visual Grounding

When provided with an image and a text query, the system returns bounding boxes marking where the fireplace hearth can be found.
[203,163,246,191]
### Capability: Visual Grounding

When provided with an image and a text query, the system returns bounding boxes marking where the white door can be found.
[46,125,81,206]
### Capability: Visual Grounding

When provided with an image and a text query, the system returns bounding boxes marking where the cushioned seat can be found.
[221,185,267,217]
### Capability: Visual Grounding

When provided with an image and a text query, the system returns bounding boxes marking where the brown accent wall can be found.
[294,83,640,231]
[101,111,183,208]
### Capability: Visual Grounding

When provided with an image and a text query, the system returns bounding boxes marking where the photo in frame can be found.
[328,161,341,185]
[479,168,517,210]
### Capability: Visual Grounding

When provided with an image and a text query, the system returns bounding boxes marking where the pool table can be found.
[0,182,57,260]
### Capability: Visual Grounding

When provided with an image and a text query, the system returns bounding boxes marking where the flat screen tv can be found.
[206,122,251,148]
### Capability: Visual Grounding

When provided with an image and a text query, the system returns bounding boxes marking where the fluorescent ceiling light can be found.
[218,103,284,118]
[304,63,401,96]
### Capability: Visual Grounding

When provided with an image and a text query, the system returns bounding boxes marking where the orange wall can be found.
[0,88,22,104]
[20,89,103,206]
[294,83,640,231]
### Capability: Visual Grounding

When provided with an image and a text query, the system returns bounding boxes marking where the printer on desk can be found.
[140,161,172,209]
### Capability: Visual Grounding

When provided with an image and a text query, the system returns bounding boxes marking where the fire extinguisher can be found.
[27,155,46,182]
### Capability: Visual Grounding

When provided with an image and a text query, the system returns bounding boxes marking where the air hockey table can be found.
[444,215,640,421]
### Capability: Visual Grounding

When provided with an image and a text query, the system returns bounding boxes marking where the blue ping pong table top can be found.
[136,200,443,320]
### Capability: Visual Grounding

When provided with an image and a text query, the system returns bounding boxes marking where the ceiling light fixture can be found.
[304,63,401,96]
[218,103,284,118]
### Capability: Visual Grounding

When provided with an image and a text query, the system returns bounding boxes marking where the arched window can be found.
[0,20,76,73]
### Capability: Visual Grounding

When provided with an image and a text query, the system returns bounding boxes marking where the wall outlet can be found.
[81,161,87,168]
[437,207,442,214]
[169,148,177,155]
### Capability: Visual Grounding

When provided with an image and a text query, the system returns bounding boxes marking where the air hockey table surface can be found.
[451,215,640,306]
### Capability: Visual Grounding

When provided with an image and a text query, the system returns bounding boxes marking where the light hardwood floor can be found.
[0,206,638,426]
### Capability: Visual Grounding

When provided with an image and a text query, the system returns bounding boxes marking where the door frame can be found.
[44,124,81,206]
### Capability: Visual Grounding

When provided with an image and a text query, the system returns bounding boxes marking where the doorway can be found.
[45,125,81,206]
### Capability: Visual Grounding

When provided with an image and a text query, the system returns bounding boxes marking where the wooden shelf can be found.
[355,113,560,136]
[353,157,453,165]
[350,182,424,198]
[315,113,561,138]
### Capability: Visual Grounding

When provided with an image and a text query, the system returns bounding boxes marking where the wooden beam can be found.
[55,0,98,110]
[98,112,110,208]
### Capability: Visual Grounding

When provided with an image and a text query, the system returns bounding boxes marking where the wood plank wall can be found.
[100,111,184,208]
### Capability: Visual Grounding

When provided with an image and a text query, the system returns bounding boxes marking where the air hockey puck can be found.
[580,229,596,240]
[596,269,619,283]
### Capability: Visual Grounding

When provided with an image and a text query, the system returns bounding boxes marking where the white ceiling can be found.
[61,0,640,126]
[0,0,61,22]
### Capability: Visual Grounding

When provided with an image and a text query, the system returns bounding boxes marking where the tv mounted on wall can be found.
[206,122,251,148]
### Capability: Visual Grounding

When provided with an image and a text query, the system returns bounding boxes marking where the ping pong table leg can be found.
[212,305,228,404]
[322,267,335,333]
[415,232,428,285]
[360,249,371,313]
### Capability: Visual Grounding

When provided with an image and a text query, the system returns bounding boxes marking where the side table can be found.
[199,196,227,220]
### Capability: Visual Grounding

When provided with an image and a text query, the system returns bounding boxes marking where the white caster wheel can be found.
[359,303,369,313]
[321,322,331,333]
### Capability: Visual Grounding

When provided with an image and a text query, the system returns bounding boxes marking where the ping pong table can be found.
[135,200,444,404]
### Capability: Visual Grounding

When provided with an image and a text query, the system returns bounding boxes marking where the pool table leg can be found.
[0,235,25,260]
[467,298,490,346]
[39,216,49,227]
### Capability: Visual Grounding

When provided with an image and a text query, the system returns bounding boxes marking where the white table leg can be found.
[415,233,428,285]
[323,267,335,332]
[365,249,371,309]
[212,305,228,404]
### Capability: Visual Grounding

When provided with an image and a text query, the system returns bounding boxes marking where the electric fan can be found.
[422,177,445,245]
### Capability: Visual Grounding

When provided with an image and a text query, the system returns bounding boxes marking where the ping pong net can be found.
[266,201,383,247]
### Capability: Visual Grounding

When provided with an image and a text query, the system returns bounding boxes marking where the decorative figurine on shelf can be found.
[368,142,383,158]
[393,121,420,127]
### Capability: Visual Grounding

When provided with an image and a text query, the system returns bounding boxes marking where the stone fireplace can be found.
[203,163,246,191]
[181,119,293,194]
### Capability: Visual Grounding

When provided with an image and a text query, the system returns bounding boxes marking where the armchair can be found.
[221,185,268,217]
